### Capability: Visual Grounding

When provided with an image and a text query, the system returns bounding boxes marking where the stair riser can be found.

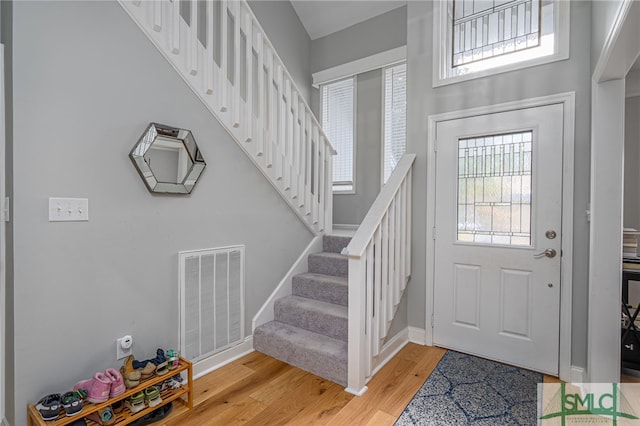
[253,325,347,386]
[323,235,352,254]
[274,299,347,341]
[308,254,348,278]
[292,277,348,306]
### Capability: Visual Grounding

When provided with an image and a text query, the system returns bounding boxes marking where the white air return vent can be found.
[179,246,245,363]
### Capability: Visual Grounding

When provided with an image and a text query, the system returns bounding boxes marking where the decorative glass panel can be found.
[457,131,532,246]
[452,0,541,67]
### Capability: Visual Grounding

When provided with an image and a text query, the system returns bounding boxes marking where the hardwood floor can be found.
[161,343,558,426]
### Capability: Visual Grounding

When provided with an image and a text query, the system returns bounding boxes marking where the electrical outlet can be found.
[49,197,89,222]
[116,336,133,360]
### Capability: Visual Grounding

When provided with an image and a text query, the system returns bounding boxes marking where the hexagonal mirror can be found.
[129,123,206,194]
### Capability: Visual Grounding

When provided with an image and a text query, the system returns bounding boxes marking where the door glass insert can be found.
[457,131,532,246]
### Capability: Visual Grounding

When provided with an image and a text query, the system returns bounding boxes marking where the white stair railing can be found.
[119,0,335,234]
[343,154,415,395]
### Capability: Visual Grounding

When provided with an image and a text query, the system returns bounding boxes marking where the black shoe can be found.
[129,402,173,425]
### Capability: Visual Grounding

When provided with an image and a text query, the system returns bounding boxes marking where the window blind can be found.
[322,78,355,190]
[383,63,407,184]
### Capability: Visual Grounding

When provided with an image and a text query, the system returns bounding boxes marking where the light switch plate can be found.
[49,197,89,222]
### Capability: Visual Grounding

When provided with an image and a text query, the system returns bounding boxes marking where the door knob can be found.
[534,248,556,259]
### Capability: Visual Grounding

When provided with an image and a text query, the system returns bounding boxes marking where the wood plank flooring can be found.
[160,343,559,426]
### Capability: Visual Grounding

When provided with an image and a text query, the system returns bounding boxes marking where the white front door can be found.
[433,104,563,375]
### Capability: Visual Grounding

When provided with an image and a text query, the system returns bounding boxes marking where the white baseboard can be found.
[192,337,254,380]
[570,366,585,383]
[371,328,410,378]
[408,327,427,345]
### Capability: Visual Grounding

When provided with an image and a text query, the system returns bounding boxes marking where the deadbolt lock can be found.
[545,230,557,239]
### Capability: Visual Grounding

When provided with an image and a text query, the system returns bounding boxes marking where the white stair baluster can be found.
[152,0,162,31]
[219,0,228,112]
[243,6,253,142]
[297,102,306,207]
[170,0,180,54]
[283,78,292,191]
[304,114,312,216]
[275,65,285,182]
[291,91,299,200]
[204,0,215,95]
[255,31,265,157]
[231,0,241,128]
[188,0,198,76]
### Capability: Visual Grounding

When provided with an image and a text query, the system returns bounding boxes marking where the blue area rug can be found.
[395,351,542,425]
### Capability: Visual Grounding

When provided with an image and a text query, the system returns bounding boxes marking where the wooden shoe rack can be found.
[27,357,193,426]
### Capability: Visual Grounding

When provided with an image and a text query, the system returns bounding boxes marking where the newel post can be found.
[346,257,368,395]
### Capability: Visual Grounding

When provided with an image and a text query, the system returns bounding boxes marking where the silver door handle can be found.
[534,248,556,259]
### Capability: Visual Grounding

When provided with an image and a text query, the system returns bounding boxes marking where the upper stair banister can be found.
[343,153,416,395]
[118,0,336,235]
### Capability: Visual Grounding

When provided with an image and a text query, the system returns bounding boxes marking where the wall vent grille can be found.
[179,246,245,363]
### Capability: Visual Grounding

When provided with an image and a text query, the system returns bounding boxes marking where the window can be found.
[321,78,355,192]
[433,0,569,86]
[457,131,532,246]
[383,63,407,184]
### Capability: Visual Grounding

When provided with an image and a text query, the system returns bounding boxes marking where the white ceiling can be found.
[290,0,407,40]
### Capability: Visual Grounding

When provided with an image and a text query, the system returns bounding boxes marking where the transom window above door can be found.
[433,0,569,86]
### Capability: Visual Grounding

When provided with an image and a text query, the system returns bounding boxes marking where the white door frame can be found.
[0,42,6,424]
[425,92,575,382]
[589,0,640,383]
[0,43,9,424]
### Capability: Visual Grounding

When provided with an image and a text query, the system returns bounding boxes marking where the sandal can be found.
[85,406,115,425]
[155,361,169,376]
[166,349,179,370]
[139,362,155,379]
[121,355,141,380]
[124,391,146,414]
[144,386,163,408]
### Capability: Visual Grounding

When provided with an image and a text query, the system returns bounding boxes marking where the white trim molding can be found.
[570,366,585,384]
[192,337,254,380]
[432,0,570,87]
[312,46,406,88]
[370,328,410,378]
[252,236,322,332]
[408,327,426,345]
[589,0,640,383]
[425,92,575,382]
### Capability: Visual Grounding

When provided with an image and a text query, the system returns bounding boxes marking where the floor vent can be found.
[179,246,245,363]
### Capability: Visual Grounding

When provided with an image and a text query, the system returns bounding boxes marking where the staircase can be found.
[253,235,351,386]
[118,0,335,235]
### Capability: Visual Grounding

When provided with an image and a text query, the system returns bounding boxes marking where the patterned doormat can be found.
[395,351,543,425]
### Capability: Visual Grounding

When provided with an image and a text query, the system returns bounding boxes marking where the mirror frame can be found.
[129,123,206,194]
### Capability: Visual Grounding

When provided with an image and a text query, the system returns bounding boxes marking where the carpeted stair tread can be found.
[292,273,348,306]
[323,235,352,254]
[308,252,348,278]
[275,295,348,341]
[253,321,347,386]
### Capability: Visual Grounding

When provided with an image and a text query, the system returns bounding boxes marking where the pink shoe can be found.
[105,368,126,397]
[73,372,111,404]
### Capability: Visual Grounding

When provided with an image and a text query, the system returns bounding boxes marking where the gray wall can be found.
[591,0,625,72]
[333,70,382,225]
[406,1,592,369]
[10,2,312,425]
[625,96,640,229]
[310,5,406,74]
[310,5,407,226]
[248,0,312,103]
[1,0,13,423]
